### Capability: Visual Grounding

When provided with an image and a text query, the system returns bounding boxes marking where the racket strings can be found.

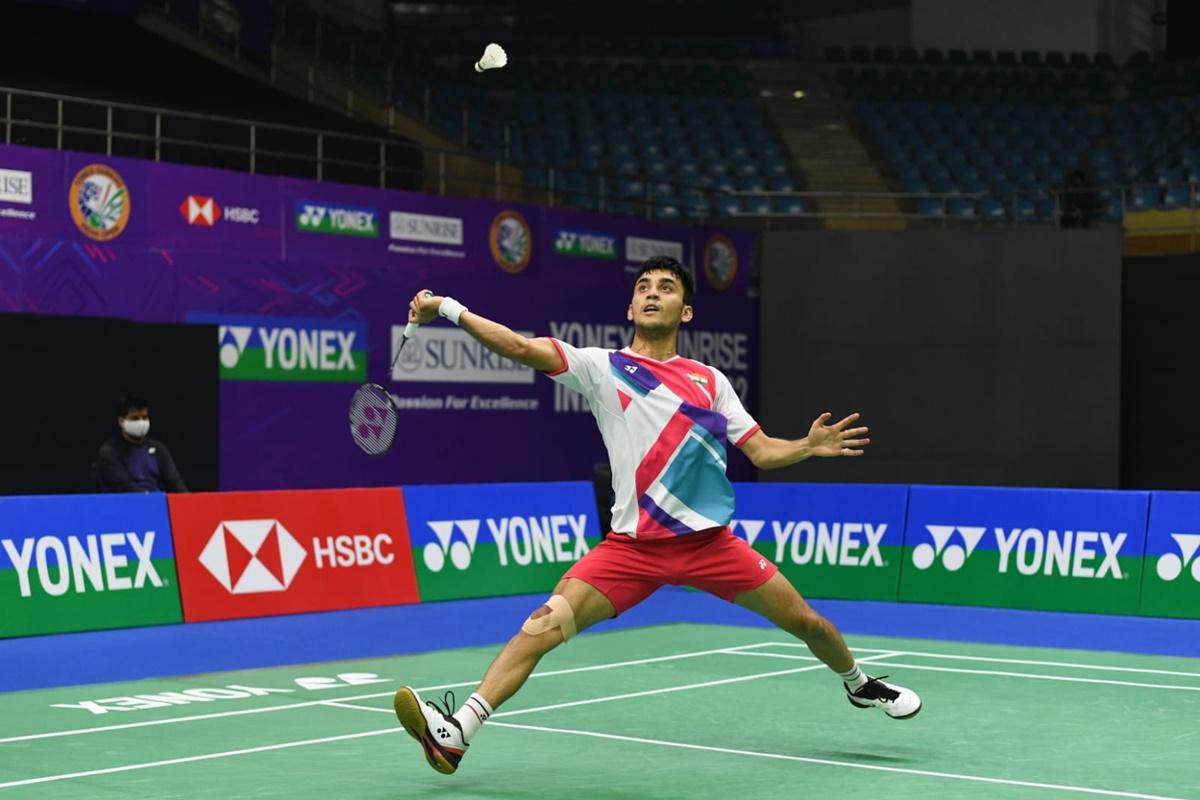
[350,384,398,455]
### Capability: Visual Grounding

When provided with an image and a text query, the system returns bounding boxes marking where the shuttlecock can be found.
[475,43,507,72]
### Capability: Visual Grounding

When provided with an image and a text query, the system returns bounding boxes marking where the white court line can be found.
[0,728,400,790]
[486,721,1188,800]
[727,652,1200,692]
[773,643,1200,678]
[0,653,895,791]
[0,642,777,745]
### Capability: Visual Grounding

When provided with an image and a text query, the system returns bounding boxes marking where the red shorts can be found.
[562,526,778,615]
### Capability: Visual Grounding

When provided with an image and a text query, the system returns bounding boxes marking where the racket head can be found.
[349,383,398,455]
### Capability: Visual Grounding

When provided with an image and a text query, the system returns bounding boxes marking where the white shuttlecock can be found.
[475,43,507,72]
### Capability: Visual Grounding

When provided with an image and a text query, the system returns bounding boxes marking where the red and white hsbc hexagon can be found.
[167,488,418,622]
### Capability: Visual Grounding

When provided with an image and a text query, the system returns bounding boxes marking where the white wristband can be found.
[438,296,468,326]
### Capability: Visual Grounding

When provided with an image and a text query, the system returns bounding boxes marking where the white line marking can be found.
[0,728,400,790]
[486,721,1190,800]
[768,643,1200,678]
[0,650,884,790]
[728,651,1200,692]
[321,701,391,714]
[0,642,778,745]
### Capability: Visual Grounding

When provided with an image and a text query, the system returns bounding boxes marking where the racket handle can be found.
[402,291,435,339]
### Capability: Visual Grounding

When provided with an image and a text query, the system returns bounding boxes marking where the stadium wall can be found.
[759,228,1123,489]
[2,480,1196,639]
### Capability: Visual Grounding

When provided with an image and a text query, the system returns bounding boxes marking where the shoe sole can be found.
[847,695,922,720]
[393,687,458,774]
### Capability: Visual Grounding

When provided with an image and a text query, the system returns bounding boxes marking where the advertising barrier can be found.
[1140,491,1200,619]
[898,485,1149,614]
[0,493,182,637]
[402,481,602,602]
[167,488,418,622]
[730,483,909,601]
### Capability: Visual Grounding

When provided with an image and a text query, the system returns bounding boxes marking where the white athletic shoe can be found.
[393,687,468,774]
[845,675,922,719]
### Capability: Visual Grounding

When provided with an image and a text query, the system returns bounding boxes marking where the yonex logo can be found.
[731,520,886,567]
[912,525,985,571]
[422,515,591,572]
[730,520,766,547]
[298,205,326,227]
[218,325,253,369]
[1156,533,1200,582]
[198,519,307,594]
[624,364,638,375]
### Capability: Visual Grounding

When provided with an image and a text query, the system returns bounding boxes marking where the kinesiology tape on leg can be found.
[521,594,577,642]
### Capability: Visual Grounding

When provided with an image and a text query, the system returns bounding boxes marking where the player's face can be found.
[627,270,693,331]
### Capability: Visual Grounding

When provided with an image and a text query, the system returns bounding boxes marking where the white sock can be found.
[452,693,493,743]
[839,663,868,691]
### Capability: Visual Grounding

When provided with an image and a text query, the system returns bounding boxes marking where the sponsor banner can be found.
[1140,492,1200,619]
[0,493,182,637]
[187,313,366,382]
[168,488,418,622]
[402,482,602,602]
[0,143,757,490]
[730,483,909,601]
[899,485,1149,614]
[391,326,535,385]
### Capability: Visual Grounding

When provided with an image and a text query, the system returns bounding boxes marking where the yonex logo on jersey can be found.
[911,525,985,572]
[198,519,307,594]
[624,364,638,375]
[1156,533,1200,582]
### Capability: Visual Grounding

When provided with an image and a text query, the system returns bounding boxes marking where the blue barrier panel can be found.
[730,483,909,601]
[1141,491,1200,619]
[898,485,1149,614]
[403,482,603,602]
[0,493,183,637]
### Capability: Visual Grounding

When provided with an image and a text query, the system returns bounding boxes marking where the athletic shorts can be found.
[562,526,778,615]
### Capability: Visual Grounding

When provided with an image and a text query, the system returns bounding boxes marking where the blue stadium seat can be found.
[1129,186,1161,209]
[775,197,805,214]
[715,195,742,215]
[1162,184,1191,207]
[947,198,976,218]
[978,198,1007,220]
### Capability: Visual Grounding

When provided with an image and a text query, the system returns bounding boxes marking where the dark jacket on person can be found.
[96,435,188,493]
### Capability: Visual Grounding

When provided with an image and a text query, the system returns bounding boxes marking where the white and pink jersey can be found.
[546,339,760,540]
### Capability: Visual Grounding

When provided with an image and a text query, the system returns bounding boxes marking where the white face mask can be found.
[121,419,150,439]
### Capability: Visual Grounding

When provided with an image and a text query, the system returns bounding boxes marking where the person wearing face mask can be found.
[95,394,189,493]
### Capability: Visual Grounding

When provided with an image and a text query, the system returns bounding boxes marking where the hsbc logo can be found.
[1156,533,1200,582]
[912,525,985,572]
[180,195,260,226]
[199,519,307,594]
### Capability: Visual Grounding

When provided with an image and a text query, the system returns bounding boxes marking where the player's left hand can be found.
[807,412,871,457]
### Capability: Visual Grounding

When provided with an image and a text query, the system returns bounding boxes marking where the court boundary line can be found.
[0,652,899,791]
[727,651,1200,692]
[0,641,778,745]
[485,720,1189,800]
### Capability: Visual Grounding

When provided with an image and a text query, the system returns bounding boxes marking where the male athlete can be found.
[394,256,921,775]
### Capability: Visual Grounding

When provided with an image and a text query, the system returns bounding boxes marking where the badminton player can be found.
[393,256,921,774]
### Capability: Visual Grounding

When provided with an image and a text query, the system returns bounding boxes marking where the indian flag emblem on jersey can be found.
[687,373,710,387]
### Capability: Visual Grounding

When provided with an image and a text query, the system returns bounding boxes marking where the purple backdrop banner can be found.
[0,144,758,489]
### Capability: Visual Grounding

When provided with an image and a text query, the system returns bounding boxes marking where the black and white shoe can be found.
[393,687,467,774]
[846,675,922,719]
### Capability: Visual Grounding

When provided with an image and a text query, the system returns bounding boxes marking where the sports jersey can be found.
[546,339,760,540]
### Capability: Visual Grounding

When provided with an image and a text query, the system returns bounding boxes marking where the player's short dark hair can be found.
[117,394,149,416]
[633,256,694,304]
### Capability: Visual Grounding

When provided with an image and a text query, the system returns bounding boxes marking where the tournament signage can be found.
[403,481,602,602]
[731,483,909,601]
[1140,491,1200,619]
[899,485,1149,614]
[167,488,419,622]
[0,493,182,637]
[0,142,757,491]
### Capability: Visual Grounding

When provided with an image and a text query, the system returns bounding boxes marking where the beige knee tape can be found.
[521,594,577,642]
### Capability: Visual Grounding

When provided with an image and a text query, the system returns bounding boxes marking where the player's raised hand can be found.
[807,412,871,458]
[408,290,442,324]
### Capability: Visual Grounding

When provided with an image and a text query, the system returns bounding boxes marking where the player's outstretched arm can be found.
[738,412,871,469]
[408,291,564,373]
